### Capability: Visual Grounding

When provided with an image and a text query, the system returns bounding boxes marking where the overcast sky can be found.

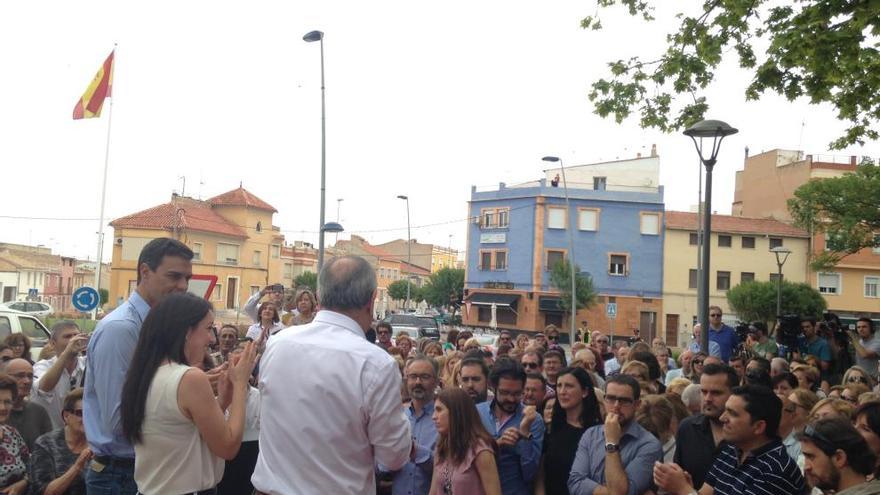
[2,1,877,262]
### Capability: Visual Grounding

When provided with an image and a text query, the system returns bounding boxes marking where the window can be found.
[283,263,293,279]
[688,269,698,289]
[19,317,48,341]
[494,251,507,270]
[579,209,598,231]
[482,211,494,228]
[874,235,880,254]
[769,273,781,283]
[548,207,566,229]
[217,243,239,265]
[717,271,731,291]
[547,250,565,270]
[593,177,607,191]
[497,209,509,228]
[250,285,260,296]
[480,251,492,270]
[213,284,223,301]
[0,317,9,339]
[271,244,281,259]
[191,243,202,261]
[689,232,699,246]
[769,237,783,249]
[253,250,262,266]
[866,276,880,298]
[818,273,841,295]
[741,236,755,249]
[127,280,137,296]
[640,213,660,235]
[256,221,262,233]
[741,272,755,284]
[609,254,627,276]
[718,235,732,247]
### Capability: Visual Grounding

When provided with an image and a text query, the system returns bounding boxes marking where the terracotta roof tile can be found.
[665,211,809,238]
[207,187,277,213]
[110,197,248,238]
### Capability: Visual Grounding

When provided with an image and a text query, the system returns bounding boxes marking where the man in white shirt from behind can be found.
[32,320,87,428]
[252,255,412,495]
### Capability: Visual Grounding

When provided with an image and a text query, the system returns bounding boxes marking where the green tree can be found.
[293,271,317,292]
[422,268,465,316]
[549,260,598,313]
[788,163,880,270]
[582,1,880,148]
[98,288,109,306]
[727,280,826,326]
[388,280,422,302]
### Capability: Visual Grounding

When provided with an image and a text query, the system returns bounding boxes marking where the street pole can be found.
[335,198,343,244]
[304,30,327,275]
[772,247,791,320]
[398,195,411,310]
[542,156,577,345]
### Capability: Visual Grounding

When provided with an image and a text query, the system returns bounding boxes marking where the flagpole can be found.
[93,45,116,319]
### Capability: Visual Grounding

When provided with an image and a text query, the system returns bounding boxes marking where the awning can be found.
[539,296,564,313]
[468,292,519,307]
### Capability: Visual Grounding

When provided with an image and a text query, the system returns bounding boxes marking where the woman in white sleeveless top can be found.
[121,292,257,495]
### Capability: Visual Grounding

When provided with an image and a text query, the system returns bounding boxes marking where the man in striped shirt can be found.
[654,385,805,495]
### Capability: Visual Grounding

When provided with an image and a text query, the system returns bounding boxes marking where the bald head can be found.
[317,256,377,312]
[5,359,32,403]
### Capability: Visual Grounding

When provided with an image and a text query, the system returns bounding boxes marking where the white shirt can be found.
[252,310,412,495]
[32,355,86,428]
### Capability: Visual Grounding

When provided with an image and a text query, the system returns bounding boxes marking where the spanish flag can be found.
[73,50,114,120]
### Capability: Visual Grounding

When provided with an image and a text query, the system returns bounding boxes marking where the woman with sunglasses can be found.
[534,367,601,495]
[429,388,500,495]
[687,352,707,383]
[29,388,89,495]
[842,365,876,391]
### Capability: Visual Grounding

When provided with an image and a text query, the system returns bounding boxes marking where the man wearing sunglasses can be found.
[706,307,738,362]
[799,418,879,494]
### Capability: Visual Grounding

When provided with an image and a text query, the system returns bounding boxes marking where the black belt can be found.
[94,455,135,468]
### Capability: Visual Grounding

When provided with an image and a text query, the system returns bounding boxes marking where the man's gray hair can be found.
[681,383,701,409]
[406,355,439,377]
[50,320,80,341]
[318,256,377,311]
[771,357,790,373]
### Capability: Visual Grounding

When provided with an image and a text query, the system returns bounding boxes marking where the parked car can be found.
[0,308,52,361]
[0,301,53,319]
[382,314,441,340]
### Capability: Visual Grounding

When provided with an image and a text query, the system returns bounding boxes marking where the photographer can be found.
[746,322,778,359]
[796,317,833,387]
[852,317,880,381]
[798,417,880,494]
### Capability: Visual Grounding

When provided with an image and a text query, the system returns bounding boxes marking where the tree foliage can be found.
[421,268,465,315]
[727,280,826,326]
[583,1,880,148]
[549,260,598,312]
[293,271,317,292]
[788,163,880,269]
[388,280,422,302]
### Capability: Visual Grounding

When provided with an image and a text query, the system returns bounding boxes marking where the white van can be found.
[0,308,51,362]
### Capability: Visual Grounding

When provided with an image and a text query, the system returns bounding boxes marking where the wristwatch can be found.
[605,442,619,453]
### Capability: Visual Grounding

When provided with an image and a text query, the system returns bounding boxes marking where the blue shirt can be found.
[708,324,738,362]
[378,400,438,495]
[688,339,722,358]
[476,400,544,495]
[83,290,150,457]
[798,335,833,380]
[704,439,804,495]
[568,419,663,495]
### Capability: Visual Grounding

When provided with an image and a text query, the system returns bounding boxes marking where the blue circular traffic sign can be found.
[72,287,100,312]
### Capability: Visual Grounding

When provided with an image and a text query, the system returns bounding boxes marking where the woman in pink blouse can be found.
[430,388,501,495]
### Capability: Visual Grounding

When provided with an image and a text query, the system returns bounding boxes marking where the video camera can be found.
[777,314,802,348]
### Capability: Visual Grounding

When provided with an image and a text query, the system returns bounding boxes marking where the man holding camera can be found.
[746,322,778,360]
[244,284,288,323]
[852,317,880,380]
[799,417,880,495]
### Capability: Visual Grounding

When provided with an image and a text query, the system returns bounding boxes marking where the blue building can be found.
[462,154,665,338]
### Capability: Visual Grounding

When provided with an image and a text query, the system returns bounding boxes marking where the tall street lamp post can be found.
[771,246,792,319]
[303,30,328,273]
[683,120,738,355]
[397,195,412,311]
[542,156,577,345]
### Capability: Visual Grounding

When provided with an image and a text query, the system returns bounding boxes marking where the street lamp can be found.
[397,195,412,311]
[542,156,577,345]
[684,119,738,354]
[335,198,344,244]
[304,30,328,274]
[771,246,792,319]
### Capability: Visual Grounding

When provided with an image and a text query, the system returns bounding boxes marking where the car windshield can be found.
[474,334,495,346]
[389,315,437,328]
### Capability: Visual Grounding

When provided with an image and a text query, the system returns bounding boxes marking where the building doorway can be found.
[226,277,238,310]
[639,311,657,343]
[665,314,679,346]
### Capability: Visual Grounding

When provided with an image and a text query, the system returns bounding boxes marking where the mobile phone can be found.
[271,284,284,292]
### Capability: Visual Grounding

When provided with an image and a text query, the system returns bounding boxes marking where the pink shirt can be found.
[434,440,494,495]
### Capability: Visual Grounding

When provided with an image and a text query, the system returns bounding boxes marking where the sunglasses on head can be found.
[847,376,868,384]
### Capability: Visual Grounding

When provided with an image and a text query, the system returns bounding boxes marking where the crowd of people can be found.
[2,237,880,494]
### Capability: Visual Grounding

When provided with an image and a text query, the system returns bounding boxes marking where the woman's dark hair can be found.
[3,334,31,362]
[121,292,213,443]
[0,373,18,402]
[551,367,601,432]
[435,388,496,465]
[63,387,84,413]
[257,301,279,323]
[772,372,799,390]
[855,401,880,439]
[630,350,661,381]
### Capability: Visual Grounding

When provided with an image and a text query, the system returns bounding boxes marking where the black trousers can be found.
[217,440,259,495]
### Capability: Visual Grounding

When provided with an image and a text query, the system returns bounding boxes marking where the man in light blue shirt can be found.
[687,324,722,358]
[378,356,439,495]
[83,238,193,494]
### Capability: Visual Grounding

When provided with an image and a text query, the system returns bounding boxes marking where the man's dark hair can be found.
[772,372,799,390]
[489,357,526,388]
[744,369,772,389]
[729,354,745,365]
[750,321,768,335]
[136,238,194,284]
[732,385,781,438]
[463,349,485,361]
[702,363,739,389]
[376,321,392,333]
[543,349,567,367]
[50,320,79,341]
[630,350,661,381]
[459,357,489,380]
[526,372,546,386]
[855,402,880,440]
[801,316,817,326]
[748,356,771,374]
[797,417,877,476]
[606,374,641,401]
[499,330,512,338]
[318,256,377,311]
[858,317,875,334]
[522,350,543,367]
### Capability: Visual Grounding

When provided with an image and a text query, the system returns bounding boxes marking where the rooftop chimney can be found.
[744,146,749,159]
[650,144,657,157]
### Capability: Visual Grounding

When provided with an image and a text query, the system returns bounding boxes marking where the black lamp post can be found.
[771,246,792,320]
[542,156,577,345]
[683,120,738,355]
